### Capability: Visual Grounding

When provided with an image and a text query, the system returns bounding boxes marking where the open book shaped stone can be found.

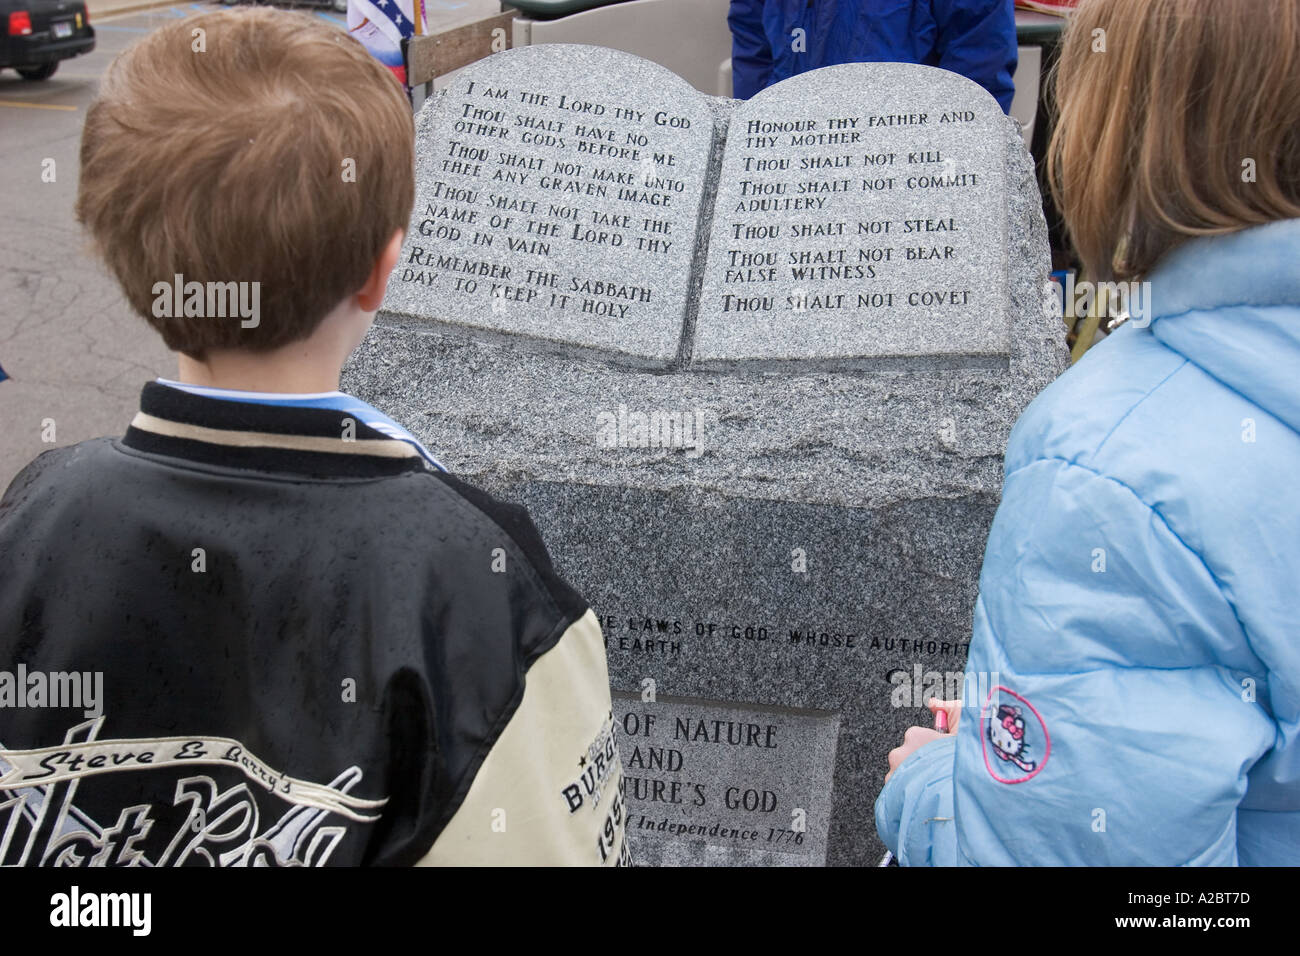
[382,44,1014,372]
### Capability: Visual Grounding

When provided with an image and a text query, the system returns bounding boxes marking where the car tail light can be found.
[8,11,33,36]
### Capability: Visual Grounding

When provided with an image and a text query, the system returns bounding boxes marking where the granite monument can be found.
[345,44,1068,865]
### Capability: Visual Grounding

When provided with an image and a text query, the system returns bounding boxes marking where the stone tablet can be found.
[695,63,1009,369]
[381,44,715,366]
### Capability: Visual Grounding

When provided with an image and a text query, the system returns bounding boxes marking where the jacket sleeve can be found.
[875,734,959,865]
[932,0,1018,113]
[416,609,628,866]
[728,0,773,99]
[877,456,1277,865]
[408,481,629,867]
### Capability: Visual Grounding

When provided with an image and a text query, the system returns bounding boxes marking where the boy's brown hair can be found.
[76,8,414,357]
[1048,0,1300,281]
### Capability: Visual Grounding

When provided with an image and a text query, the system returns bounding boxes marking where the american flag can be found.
[354,0,422,46]
[349,0,427,87]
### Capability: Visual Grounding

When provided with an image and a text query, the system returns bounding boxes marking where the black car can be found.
[1,0,93,80]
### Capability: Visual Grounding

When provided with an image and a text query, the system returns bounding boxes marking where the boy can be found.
[0,8,628,867]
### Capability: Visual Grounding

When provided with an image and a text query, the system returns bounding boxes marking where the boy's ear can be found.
[356,229,405,312]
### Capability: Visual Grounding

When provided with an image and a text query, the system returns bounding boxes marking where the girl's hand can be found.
[884,698,962,784]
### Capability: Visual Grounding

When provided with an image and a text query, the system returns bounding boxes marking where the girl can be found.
[877,0,1300,865]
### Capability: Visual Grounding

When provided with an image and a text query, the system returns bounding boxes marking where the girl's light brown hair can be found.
[76,8,415,356]
[1048,0,1300,281]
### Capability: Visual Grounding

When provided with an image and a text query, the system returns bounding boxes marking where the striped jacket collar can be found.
[122,381,428,479]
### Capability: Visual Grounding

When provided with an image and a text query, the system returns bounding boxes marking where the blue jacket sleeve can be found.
[932,0,1018,113]
[875,734,958,866]
[877,456,1278,865]
[728,0,773,99]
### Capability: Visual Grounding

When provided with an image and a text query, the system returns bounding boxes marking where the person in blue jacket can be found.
[876,0,1300,865]
[728,0,1017,112]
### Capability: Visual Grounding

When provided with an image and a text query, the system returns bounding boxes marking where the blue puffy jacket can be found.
[876,219,1300,865]
[728,0,1017,112]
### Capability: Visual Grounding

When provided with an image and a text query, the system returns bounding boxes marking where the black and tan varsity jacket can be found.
[0,382,628,866]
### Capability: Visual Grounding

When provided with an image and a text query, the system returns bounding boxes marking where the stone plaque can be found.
[695,63,1010,369]
[381,44,716,366]
[614,694,839,866]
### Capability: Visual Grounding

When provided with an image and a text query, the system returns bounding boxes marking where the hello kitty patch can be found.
[980,686,1050,784]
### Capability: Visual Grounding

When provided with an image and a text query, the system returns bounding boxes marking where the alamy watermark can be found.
[50,886,150,936]
[888,665,1000,710]
[0,665,103,718]
[596,404,713,458]
[1046,274,1154,328]
[151,273,260,328]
